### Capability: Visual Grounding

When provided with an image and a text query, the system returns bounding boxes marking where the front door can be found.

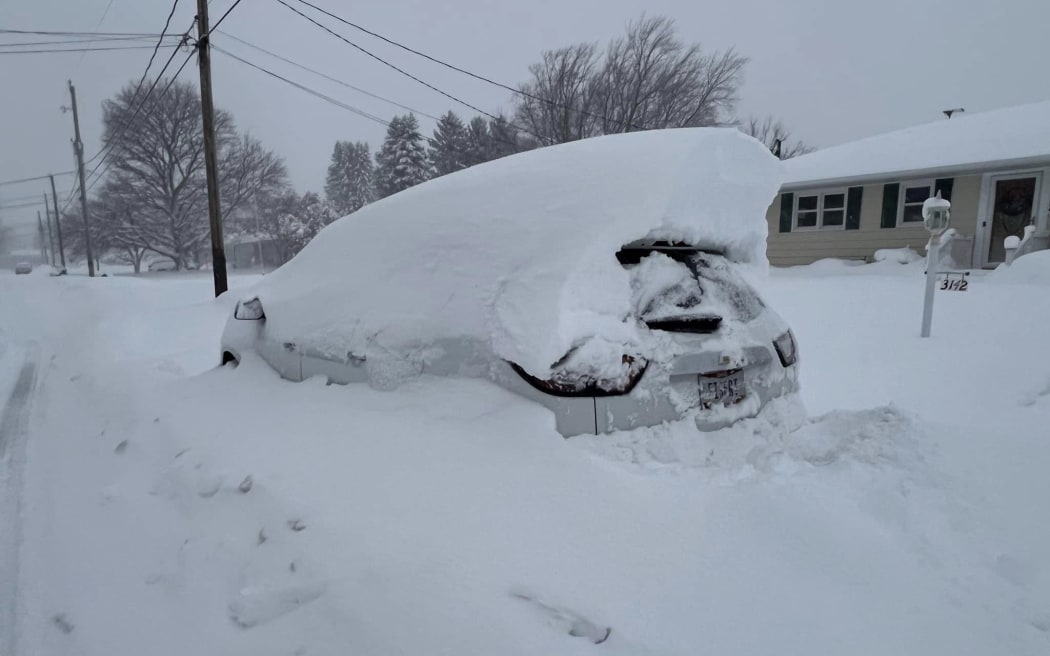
[987,174,1039,264]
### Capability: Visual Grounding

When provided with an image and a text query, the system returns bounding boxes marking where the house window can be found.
[899,180,933,224]
[794,190,847,230]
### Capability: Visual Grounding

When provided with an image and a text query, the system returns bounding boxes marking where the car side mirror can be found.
[234,298,265,321]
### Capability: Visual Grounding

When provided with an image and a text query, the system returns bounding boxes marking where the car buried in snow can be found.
[220,128,800,436]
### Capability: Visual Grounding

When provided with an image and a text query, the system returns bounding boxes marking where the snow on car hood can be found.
[249,128,782,377]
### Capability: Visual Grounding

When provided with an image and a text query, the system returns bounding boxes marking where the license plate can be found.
[699,374,744,407]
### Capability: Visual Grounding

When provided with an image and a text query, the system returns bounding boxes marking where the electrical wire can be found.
[136,0,183,103]
[212,46,527,156]
[213,45,391,126]
[63,13,198,211]
[0,171,75,187]
[0,29,172,37]
[85,48,199,195]
[208,0,244,35]
[0,45,160,55]
[0,35,182,47]
[290,0,644,132]
[215,30,441,121]
[274,0,502,126]
[76,0,119,67]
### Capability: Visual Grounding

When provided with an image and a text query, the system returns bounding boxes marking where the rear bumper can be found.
[493,357,800,437]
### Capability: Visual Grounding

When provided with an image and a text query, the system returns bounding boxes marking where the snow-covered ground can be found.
[1,259,1048,655]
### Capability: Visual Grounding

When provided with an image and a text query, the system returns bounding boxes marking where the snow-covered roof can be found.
[783,100,1050,189]
[250,128,781,376]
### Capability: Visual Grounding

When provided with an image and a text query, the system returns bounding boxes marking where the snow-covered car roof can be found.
[784,100,1050,189]
[249,128,781,376]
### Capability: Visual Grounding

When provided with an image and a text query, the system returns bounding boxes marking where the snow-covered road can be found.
[0,261,1048,655]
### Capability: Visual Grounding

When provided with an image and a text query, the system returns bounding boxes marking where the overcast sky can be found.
[3,0,1049,228]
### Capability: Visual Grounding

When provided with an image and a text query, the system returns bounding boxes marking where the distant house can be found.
[226,234,285,271]
[765,101,1050,268]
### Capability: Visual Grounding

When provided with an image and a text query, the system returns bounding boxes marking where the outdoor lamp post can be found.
[920,191,951,338]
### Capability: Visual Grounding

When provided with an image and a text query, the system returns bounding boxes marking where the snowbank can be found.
[873,247,923,265]
[990,249,1050,284]
[251,129,781,376]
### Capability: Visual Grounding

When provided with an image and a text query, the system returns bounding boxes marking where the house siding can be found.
[765,174,981,267]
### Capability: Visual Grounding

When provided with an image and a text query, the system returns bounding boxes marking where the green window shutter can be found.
[845,186,863,230]
[880,183,900,229]
[778,192,794,233]
[934,177,954,201]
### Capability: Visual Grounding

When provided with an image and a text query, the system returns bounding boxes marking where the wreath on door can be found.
[995,186,1031,235]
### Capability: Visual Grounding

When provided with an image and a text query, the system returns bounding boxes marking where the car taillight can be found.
[774,330,798,367]
[511,354,648,397]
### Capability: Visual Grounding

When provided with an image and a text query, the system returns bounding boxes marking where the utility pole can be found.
[37,211,50,265]
[67,80,95,277]
[49,175,67,271]
[196,0,228,297]
[42,195,57,265]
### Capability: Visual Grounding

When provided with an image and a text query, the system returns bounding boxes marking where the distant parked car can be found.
[148,259,177,272]
[14,261,32,275]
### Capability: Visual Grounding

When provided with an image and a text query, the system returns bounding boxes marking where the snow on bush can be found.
[990,249,1050,284]
[248,129,781,377]
[873,247,923,264]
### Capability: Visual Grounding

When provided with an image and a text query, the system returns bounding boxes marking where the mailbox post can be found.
[920,191,951,338]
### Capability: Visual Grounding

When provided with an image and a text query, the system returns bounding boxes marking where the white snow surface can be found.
[2,263,1050,655]
[249,128,781,376]
[783,100,1050,186]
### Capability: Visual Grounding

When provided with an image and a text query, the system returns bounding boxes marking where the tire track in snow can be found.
[0,343,40,656]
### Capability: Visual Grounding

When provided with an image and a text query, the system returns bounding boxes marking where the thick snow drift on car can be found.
[244,128,782,379]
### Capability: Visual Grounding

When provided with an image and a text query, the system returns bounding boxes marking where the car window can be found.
[621,249,764,324]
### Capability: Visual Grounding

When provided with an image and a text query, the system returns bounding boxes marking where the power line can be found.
[274,0,500,125]
[141,0,183,95]
[0,45,161,55]
[212,45,391,126]
[0,35,182,47]
[84,48,198,194]
[85,48,198,195]
[0,171,75,187]
[290,0,644,133]
[82,14,195,171]
[0,200,47,210]
[64,12,198,211]
[77,0,119,67]
[212,46,527,156]
[0,190,74,204]
[215,30,441,121]
[0,29,173,37]
[208,0,244,35]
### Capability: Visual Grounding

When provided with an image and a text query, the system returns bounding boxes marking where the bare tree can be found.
[514,43,601,144]
[98,78,287,269]
[740,115,814,159]
[594,16,746,133]
[513,16,747,144]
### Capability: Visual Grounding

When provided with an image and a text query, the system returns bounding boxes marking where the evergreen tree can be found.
[488,114,526,161]
[428,111,469,177]
[464,116,491,168]
[375,113,430,199]
[324,141,348,210]
[277,191,339,255]
[325,140,375,215]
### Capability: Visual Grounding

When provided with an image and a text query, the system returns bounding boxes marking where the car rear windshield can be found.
[616,246,765,329]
